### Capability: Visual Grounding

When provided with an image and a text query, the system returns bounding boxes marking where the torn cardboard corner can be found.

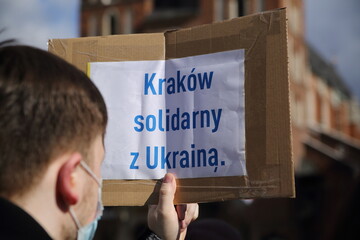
[49,8,294,206]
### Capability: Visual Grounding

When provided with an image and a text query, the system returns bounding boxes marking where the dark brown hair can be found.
[0,45,107,197]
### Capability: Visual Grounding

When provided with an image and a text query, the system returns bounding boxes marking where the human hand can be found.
[148,173,199,240]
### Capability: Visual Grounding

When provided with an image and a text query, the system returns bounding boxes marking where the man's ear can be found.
[56,152,83,211]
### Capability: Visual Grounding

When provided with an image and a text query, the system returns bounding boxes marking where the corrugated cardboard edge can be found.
[264,8,295,198]
[48,33,167,72]
[49,8,294,206]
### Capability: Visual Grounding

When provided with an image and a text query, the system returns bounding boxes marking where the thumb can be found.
[158,173,176,210]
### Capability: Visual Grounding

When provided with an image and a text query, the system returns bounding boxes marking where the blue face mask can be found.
[70,161,104,240]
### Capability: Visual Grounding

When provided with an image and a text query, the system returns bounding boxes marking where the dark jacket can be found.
[0,197,52,239]
[0,197,161,240]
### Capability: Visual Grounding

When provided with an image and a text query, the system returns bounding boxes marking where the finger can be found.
[148,204,156,212]
[179,220,187,232]
[176,204,187,221]
[188,203,199,221]
[179,229,188,240]
[178,203,199,232]
[183,203,199,224]
[158,173,176,211]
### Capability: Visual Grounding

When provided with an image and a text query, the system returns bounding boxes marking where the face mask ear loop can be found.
[69,207,82,230]
[80,161,102,187]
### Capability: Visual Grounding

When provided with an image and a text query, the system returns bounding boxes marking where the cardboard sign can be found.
[49,8,295,206]
[88,50,246,180]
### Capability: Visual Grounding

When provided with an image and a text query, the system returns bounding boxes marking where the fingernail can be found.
[163,173,173,183]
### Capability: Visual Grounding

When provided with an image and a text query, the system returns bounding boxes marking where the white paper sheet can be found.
[89,49,246,179]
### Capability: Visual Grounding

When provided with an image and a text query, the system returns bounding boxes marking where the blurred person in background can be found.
[185,219,242,240]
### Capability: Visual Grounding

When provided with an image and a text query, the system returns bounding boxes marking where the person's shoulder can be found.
[0,197,52,240]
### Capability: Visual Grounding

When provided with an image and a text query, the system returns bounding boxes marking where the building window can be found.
[124,8,133,34]
[101,0,112,5]
[331,90,341,107]
[291,93,305,128]
[321,95,330,130]
[238,0,246,16]
[288,1,301,36]
[88,15,98,36]
[228,0,239,19]
[154,0,198,10]
[297,99,304,127]
[306,83,316,126]
[316,92,322,125]
[110,15,117,34]
[256,0,265,12]
[215,0,225,21]
[102,9,119,35]
[294,49,304,84]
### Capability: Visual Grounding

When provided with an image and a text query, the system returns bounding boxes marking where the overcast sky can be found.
[0,0,359,99]
[304,0,360,100]
[0,0,79,48]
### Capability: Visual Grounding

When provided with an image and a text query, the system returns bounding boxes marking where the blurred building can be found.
[80,0,360,239]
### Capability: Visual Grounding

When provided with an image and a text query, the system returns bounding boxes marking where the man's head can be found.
[0,45,107,198]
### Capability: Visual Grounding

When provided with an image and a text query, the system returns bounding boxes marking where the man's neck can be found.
[9,161,74,239]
